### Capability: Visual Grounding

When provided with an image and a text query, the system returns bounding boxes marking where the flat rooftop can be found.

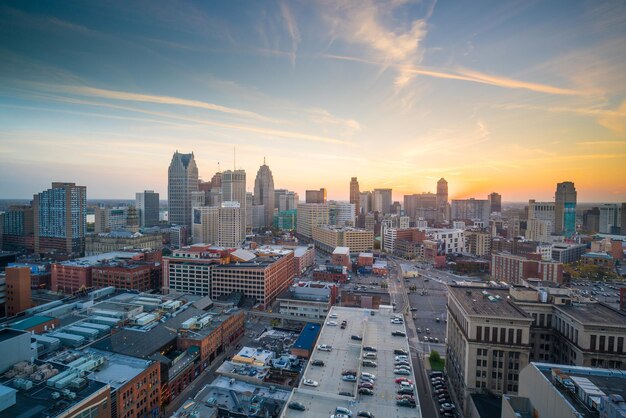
[0,361,108,418]
[0,328,28,343]
[535,363,626,418]
[557,302,626,326]
[85,348,154,389]
[283,306,421,417]
[58,251,142,267]
[449,286,532,319]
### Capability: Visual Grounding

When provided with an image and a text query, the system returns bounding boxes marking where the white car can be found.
[329,313,338,319]
[327,321,338,326]
[361,372,376,380]
[302,379,319,387]
[317,344,333,351]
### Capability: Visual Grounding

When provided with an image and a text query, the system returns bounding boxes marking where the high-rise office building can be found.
[253,161,275,228]
[599,203,622,234]
[296,203,329,238]
[372,188,392,214]
[583,207,600,233]
[555,181,577,237]
[436,178,448,223]
[305,188,327,204]
[94,206,128,233]
[274,190,298,212]
[359,191,371,215]
[221,169,247,237]
[528,200,556,233]
[622,203,626,235]
[135,190,160,227]
[350,177,360,217]
[192,206,218,244]
[218,201,243,248]
[328,202,355,227]
[404,193,437,223]
[451,198,491,223]
[489,192,502,213]
[33,182,87,255]
[168,151,198,230]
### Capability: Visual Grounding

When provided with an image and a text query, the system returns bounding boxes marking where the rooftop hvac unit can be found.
[51,392,61,400]
[13,378,33,390]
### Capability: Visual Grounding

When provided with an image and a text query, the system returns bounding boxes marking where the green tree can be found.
[429,350,441,363]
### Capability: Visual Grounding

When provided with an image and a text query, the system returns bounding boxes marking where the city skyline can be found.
[1,1,625,202]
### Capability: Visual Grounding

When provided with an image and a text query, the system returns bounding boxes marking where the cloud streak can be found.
[279,2,301,66]
[324,53,585,96]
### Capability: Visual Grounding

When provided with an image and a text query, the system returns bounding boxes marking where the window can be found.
[477,326,483,341]
[618,337,624,353]
[516,329,522,345]
[507,328,513,344]
[600,336,606,352]
[492,327,497,343]
[609,336,615,353]
[590,335,597,350]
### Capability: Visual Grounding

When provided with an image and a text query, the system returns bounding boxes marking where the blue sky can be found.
[0,0,625,202]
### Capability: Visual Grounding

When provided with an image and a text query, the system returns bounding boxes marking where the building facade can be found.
[168,151,199,230]
[33,182,87,255]
[555,181,577,237]
[253,162,275,228]
[451,199,491,223]
[305,188,327,204]
[136,190,160,228]
[349,177,360,217]
[296,203,329,238]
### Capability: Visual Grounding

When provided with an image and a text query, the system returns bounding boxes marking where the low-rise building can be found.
[312,225,373,253]
[85,230,163,256]
[293,245,314,274]
[277,282,337,320]
[491,252,563,284]
[502,363,626,418]
[551,242,587,263]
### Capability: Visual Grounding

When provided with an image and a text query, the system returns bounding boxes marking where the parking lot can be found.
[570,281,625,310]
[406,273,449,354]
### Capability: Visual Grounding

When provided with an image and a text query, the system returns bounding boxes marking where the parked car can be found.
[358,382,374,390]
[342,375,357,382]
[363,346,377,352]
[311,360,325,366]
[358,388,374,396]
[302,379,319,387]
[394,349,408,355]
[362,360,377,368]
[288,401,306,411]
[341,320,347,329]
[335,407,353,416]
[361,372,376,380]
[394,369,411,375]
[395,378,413,384]
[398,388,414,395]
[317,344,332,351]
[342,370,357,376]
[396,399,416,408]
[357,412,374,418]
[392,331,407,337]
[351,335,363,341]
[327,321,338,326]
[338,391,353,397]
[329,313,338,319]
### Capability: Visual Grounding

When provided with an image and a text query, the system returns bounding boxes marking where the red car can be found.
[358,383,374,390]
[395,378,414,384]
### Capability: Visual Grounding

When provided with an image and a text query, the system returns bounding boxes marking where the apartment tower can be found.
[33,182,87,255]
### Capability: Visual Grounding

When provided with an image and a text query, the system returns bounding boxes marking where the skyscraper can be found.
[221,169,246,238]
[253,161,275,228]
[350,177,360,217]
[373,188,392,214]
[136,190,160,227]
[305,188,327,204]
[436,178,448,223]
[488,192,502,213]
[33,182,87,255]
[555,181,577,237]
[168,151,198,230]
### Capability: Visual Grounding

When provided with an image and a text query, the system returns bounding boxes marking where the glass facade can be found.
[563,202,576,238]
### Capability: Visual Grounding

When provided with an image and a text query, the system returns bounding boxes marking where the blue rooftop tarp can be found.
[292,323,321,352]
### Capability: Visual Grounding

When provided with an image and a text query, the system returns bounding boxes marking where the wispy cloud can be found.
[324,53,585,96]
[26,82,282,124]
[279,2,301,66]
[322,0,431,88]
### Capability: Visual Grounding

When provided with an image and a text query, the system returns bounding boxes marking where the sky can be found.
[0,0,625,203]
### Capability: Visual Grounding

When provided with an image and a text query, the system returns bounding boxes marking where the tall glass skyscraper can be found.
[555,181,577,238]
[33,182,87,255]
[168,151,198,230]
[253,161,275,228]
[136,190,160,227]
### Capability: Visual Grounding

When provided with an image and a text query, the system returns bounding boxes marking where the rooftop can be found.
[0,360,109,418]
[534,362,626,418]
[470,393,502,418]
[283,306,421,417]
[291,323,321,352]
[58,251,142,267]
[0,328,28,343]
[332,247,350,255]
[449,285,532,320]
[8,315,55,331]
[557,302,626,326]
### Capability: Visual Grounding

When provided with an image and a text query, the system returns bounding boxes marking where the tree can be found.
[429,350,441,363]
